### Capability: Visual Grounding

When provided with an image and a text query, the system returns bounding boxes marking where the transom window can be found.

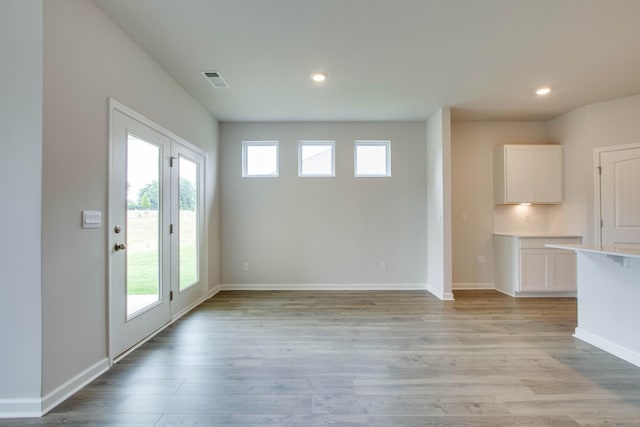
[354,140,391,177]
[242,141,279,177]
[298,141,335,177]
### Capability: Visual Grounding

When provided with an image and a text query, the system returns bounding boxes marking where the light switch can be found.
[82,210,102,229]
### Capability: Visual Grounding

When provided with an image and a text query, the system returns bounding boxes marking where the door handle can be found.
[114,243,126,251]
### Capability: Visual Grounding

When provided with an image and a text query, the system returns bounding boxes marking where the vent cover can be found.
[202,71,230,88]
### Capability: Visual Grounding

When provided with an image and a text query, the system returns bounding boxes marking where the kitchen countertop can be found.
[546,244,640,260]
[494,233,583,238]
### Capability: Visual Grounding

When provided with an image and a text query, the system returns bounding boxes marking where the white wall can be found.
[451,121,550,286]
[42,0,219,395]
[548,94,640,245]
[0,0,43,409]
[220,121,427,287]
[426,108,453,300]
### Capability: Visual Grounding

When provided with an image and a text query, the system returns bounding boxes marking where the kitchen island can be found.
[547,244,640,368]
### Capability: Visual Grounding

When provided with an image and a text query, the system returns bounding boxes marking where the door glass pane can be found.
[126,134,161,317]
[179,156,198,290]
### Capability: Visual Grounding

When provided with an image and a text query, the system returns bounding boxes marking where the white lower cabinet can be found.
[520,249,577,292]
[494,235,581,296]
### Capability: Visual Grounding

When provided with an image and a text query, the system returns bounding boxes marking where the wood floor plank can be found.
[0,413,161,426]
[366,415,581,426]
[155,413,368,426]
[2,290,640,426]
[312,394,512,416]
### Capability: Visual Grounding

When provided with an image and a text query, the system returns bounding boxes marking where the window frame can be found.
[354,140,391,177]
[242,140,279,178]
[297,140,336,177]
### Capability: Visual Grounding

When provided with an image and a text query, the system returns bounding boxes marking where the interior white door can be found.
[109,108,172,360]
[169,143,207,317]
[600,146,640,254]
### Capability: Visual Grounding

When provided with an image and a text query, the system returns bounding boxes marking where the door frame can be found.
[593,142,640,248]
[107,98,208,364]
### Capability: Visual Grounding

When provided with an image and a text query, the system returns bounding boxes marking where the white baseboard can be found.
[207,284,222,298]
[41,358,109,416]
[221,283,429,291]
[574,327,640,368]
[172,292,213,322]
[0,358,110,419]
[441,292,455,301]
[495,288,576,298]
[453,282,495,290]
[426,284,455,301]
[495,288,515,297]
[515,291,576,298]
[0,397,42,419]
[170,284,224,322]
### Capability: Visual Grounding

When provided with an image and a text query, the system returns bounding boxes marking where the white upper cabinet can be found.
[494,145,563,204]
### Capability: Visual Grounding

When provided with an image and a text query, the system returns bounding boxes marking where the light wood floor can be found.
[5,290,640,426]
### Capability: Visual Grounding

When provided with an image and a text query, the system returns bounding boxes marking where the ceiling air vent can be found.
[202,71,230,89]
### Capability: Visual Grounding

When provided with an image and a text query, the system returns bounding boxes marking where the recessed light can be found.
[536,87,551,96]
[311,72,327,83]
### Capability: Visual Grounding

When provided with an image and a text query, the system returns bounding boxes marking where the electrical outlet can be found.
[380,262,388,272]
[243,262,249,272]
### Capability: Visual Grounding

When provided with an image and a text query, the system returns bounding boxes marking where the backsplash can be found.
[494,204,551,235]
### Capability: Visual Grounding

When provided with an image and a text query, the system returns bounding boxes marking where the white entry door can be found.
[109,100,207,361]
[109,108,172,360]
[599,145,640,254]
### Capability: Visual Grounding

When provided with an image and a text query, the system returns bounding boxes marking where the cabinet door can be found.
[534,147,563,203]
[550,250,577,291]
[520,250,549,291]
[505,147,535,203]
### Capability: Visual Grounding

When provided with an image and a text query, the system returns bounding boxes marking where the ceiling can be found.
[93,0,640,122]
